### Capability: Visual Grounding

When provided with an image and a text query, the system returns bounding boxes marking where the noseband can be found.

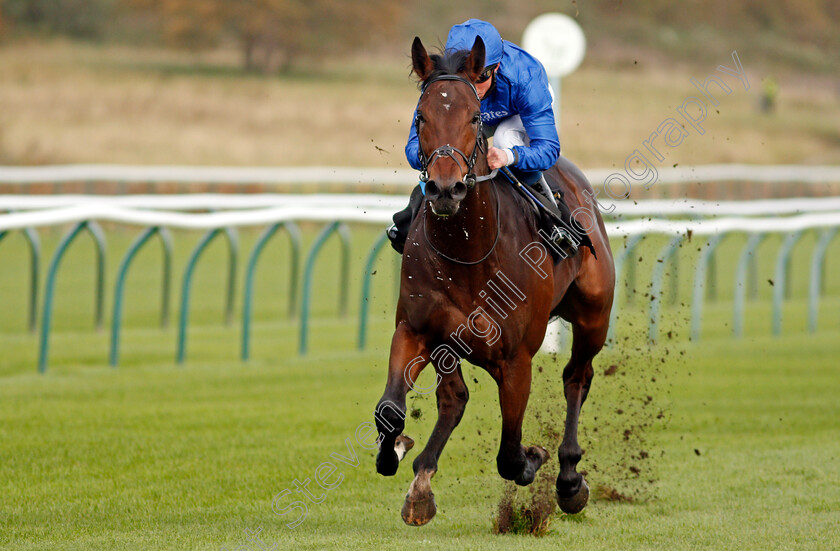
[415,75,493,188]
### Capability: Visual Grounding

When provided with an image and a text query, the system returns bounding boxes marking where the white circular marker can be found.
[522,13,586,78]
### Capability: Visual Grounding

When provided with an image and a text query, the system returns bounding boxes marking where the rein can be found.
[418,74,500,265]
[422,178,502,265]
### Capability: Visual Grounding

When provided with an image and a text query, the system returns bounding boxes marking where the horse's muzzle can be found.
[426,179,467,217]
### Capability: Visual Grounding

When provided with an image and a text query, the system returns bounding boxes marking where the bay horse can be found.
[373,36,615,526]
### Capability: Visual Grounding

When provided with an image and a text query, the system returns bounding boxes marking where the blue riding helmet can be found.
[445,19,504,67]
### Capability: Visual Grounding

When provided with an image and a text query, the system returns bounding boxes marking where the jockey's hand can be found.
[487,146,512,170]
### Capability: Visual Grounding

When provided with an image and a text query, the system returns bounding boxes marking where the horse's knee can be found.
[437,377,469,423]
[374,399,406,439]
[562,361,594,389]
[447,387,470,426]
[454,386,469,407]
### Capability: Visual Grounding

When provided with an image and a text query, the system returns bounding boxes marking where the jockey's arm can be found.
[507,73,560,172]
[405,107,423,172]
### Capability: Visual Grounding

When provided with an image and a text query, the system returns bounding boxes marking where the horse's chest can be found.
[403,274,530,360]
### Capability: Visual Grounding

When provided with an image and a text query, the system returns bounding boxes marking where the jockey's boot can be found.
[548,222,579,256]
[386,184,424,254]
[535,174,579,257]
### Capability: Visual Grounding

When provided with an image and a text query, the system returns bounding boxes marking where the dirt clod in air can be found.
[493,471,556,537]
[596,484,634,503]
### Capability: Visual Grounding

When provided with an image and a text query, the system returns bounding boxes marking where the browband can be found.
[421,74,481,103]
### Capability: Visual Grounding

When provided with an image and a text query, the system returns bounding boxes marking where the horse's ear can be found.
[411,37,434,82]
[464,36,486,82]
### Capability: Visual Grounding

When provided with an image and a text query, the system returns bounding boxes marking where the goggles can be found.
[475,64,498,84]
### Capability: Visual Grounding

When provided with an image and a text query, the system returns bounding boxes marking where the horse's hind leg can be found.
[494,350,550,486]
[374,322,429,477]
[555,313,609,513]
[402,363,469,526]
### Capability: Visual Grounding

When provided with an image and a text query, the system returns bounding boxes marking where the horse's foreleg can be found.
[374,322,429,477]
[495,351,550,486]
[556,320,606,514]
[402,364,469,526]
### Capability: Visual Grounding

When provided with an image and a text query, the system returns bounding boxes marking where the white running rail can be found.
[3,194,840,217]
[2,202,840,235]
[1,163,839,186]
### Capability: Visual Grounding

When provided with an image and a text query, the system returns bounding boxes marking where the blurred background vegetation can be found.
[0,0,838,167]
[2,0,838,74]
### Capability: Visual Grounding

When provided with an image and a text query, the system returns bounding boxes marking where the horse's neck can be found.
[461,157,496,236]
[460,174,496,235]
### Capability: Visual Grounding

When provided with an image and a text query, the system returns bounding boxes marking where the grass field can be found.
[1,226,839,550]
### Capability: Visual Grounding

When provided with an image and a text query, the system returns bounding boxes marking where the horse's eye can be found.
[416,112,425,124]
[472,113,481,124]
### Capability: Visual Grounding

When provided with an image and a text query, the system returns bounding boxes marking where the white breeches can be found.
[493,115,529,149]
[491,84,555,150]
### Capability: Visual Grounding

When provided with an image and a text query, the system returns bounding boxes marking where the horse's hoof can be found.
[512,446,551,486]
[377,434,415,476]
[556,477,589,514]
[402,470,437,526]
[401,492,437,526]
[527,445,550,466]
[395,434,414,462]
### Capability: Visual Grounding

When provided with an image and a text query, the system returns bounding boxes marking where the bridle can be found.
[416,73,501,265]
[415,75,496,188]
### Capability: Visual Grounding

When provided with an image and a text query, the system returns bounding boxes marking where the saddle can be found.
[536,179,596,261]
[497,168,596,262]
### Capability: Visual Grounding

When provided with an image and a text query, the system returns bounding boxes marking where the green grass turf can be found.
[0,226,839,549]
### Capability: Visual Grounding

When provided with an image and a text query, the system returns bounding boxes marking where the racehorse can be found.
[373,36,615,526]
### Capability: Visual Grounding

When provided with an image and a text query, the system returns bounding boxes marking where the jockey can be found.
[387,18,579,255]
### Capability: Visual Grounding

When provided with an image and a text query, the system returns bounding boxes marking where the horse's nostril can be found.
[425,180,440,198]
[451,181,467,201]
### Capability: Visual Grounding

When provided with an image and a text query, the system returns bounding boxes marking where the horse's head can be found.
[411,36,487,217]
